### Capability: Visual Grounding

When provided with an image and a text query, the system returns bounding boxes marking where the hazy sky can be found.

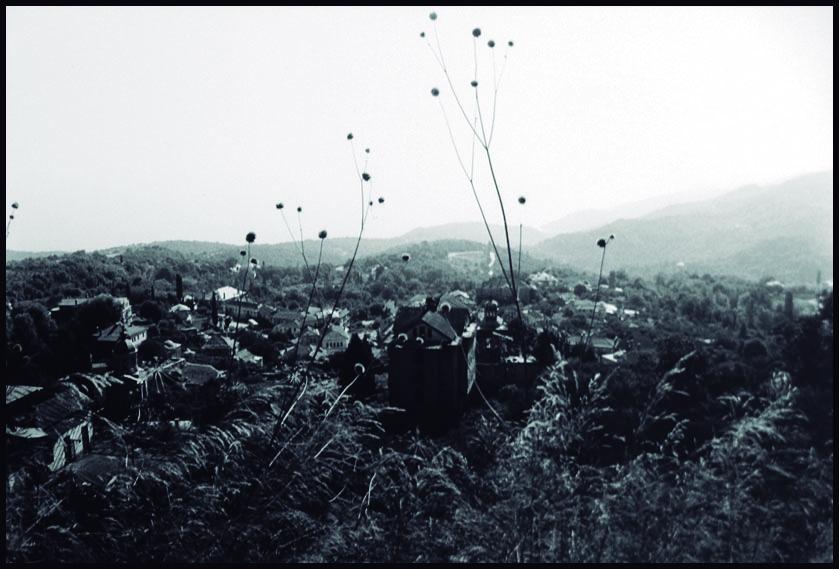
[6,6,833,251]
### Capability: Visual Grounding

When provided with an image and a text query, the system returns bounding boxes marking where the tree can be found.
[335,333,375,395]
[176,274,184,302]
[138,338,168,362]
[211,292,219,327]
[76,294,123,334]
[139,300,165,323]
[533,329,560,365]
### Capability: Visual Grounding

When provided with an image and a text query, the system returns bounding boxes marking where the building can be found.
[213,286,244,302]
[51,297,89,326]
[189,334,233,369]
[388,296,477,432]
[476,283,534,304]
[321,326,351,354]
[235,348,264,368]
[6,384,94,473]
[169,303,192,323]
[271,309,303,335]
[223,298,261,321]
[91,323,147,375]
[181,362,225,386]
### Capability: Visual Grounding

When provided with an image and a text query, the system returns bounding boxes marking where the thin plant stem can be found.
[579,245,609,375]
[230,243,252,360]
[294,237,325,362]
[436,99,511,290]
[308,141,371,366]
[483,146,524,341]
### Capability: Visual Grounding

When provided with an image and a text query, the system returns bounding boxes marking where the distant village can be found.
[5,254,829,485]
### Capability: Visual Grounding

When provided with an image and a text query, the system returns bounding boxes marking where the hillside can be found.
[532,172,833,284]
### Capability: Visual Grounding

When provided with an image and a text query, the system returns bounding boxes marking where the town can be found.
[5,244,830,484]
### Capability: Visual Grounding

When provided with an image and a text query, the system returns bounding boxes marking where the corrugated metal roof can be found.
[6,385,43,405]
[31,384,92,431]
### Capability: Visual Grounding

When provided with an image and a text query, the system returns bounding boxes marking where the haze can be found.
[5,6,833,252]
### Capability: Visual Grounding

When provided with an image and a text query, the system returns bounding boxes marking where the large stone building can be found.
[388,296,476,432]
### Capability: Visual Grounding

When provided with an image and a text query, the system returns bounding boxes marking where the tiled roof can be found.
[421,311,458,342]
[393,306,425,334]
[31,384,92,432]
[6,385,43,405]
[94,322,148,343]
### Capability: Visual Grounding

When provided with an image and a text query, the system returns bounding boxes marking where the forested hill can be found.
[533,172,833,284]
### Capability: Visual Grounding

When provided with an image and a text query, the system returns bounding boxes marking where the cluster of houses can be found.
[6,268,647,483]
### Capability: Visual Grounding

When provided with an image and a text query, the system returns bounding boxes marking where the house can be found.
[7,384,94,474]
[567,334,620,356]
[235,348,264,368]
[163,339,182,358]
[321,326,351,354]
[223,297,260,321]
[188,334,232,369]
[51,297,90,326]
[476,282,535,304]
[169,303,192,323]
[388,297,477,432]
[91,323,147,375]
[528,271,559,286]
[93,322,148,352]
[257,304,277,322]
[213,286,244,302]
[181,362,225,386]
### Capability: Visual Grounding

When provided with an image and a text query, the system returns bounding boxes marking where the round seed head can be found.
[488,40,495,48]
[377,196,384,204]
[470,80,478,87]
[518,196,526,205]
[319,230,327,239]
[369,200,374,206]
[365,148,370,154]
[250,258,258,265]
[472,28,481,38]
[246,232,256,243]
[9,214,14,220]
[240,250,247,257]
[609,234,615,241]
[431,87,440,97]
[508,40,514,47]
[420,31,426,38]
[597,238,607,248]
[11,202,19,209]
[401,253,411,262]
[362,172,371,182]
[347,132,353,140]
[276,202,284,209]
[297,206,302,213]
[429,12,437,21]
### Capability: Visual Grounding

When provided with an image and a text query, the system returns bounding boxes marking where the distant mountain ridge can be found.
[532,171,833,284]
[7,172,832,284]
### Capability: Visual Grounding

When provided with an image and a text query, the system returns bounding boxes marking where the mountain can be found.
[6,223,546,267]
[394,222,546,247]
[5,250,70,263]
[532,171,833,284]
[539,191,723,235]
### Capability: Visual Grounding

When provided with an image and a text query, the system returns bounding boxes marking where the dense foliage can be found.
[4,248,833,562]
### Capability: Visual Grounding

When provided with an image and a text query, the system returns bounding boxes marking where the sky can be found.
[5,6,833,251]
